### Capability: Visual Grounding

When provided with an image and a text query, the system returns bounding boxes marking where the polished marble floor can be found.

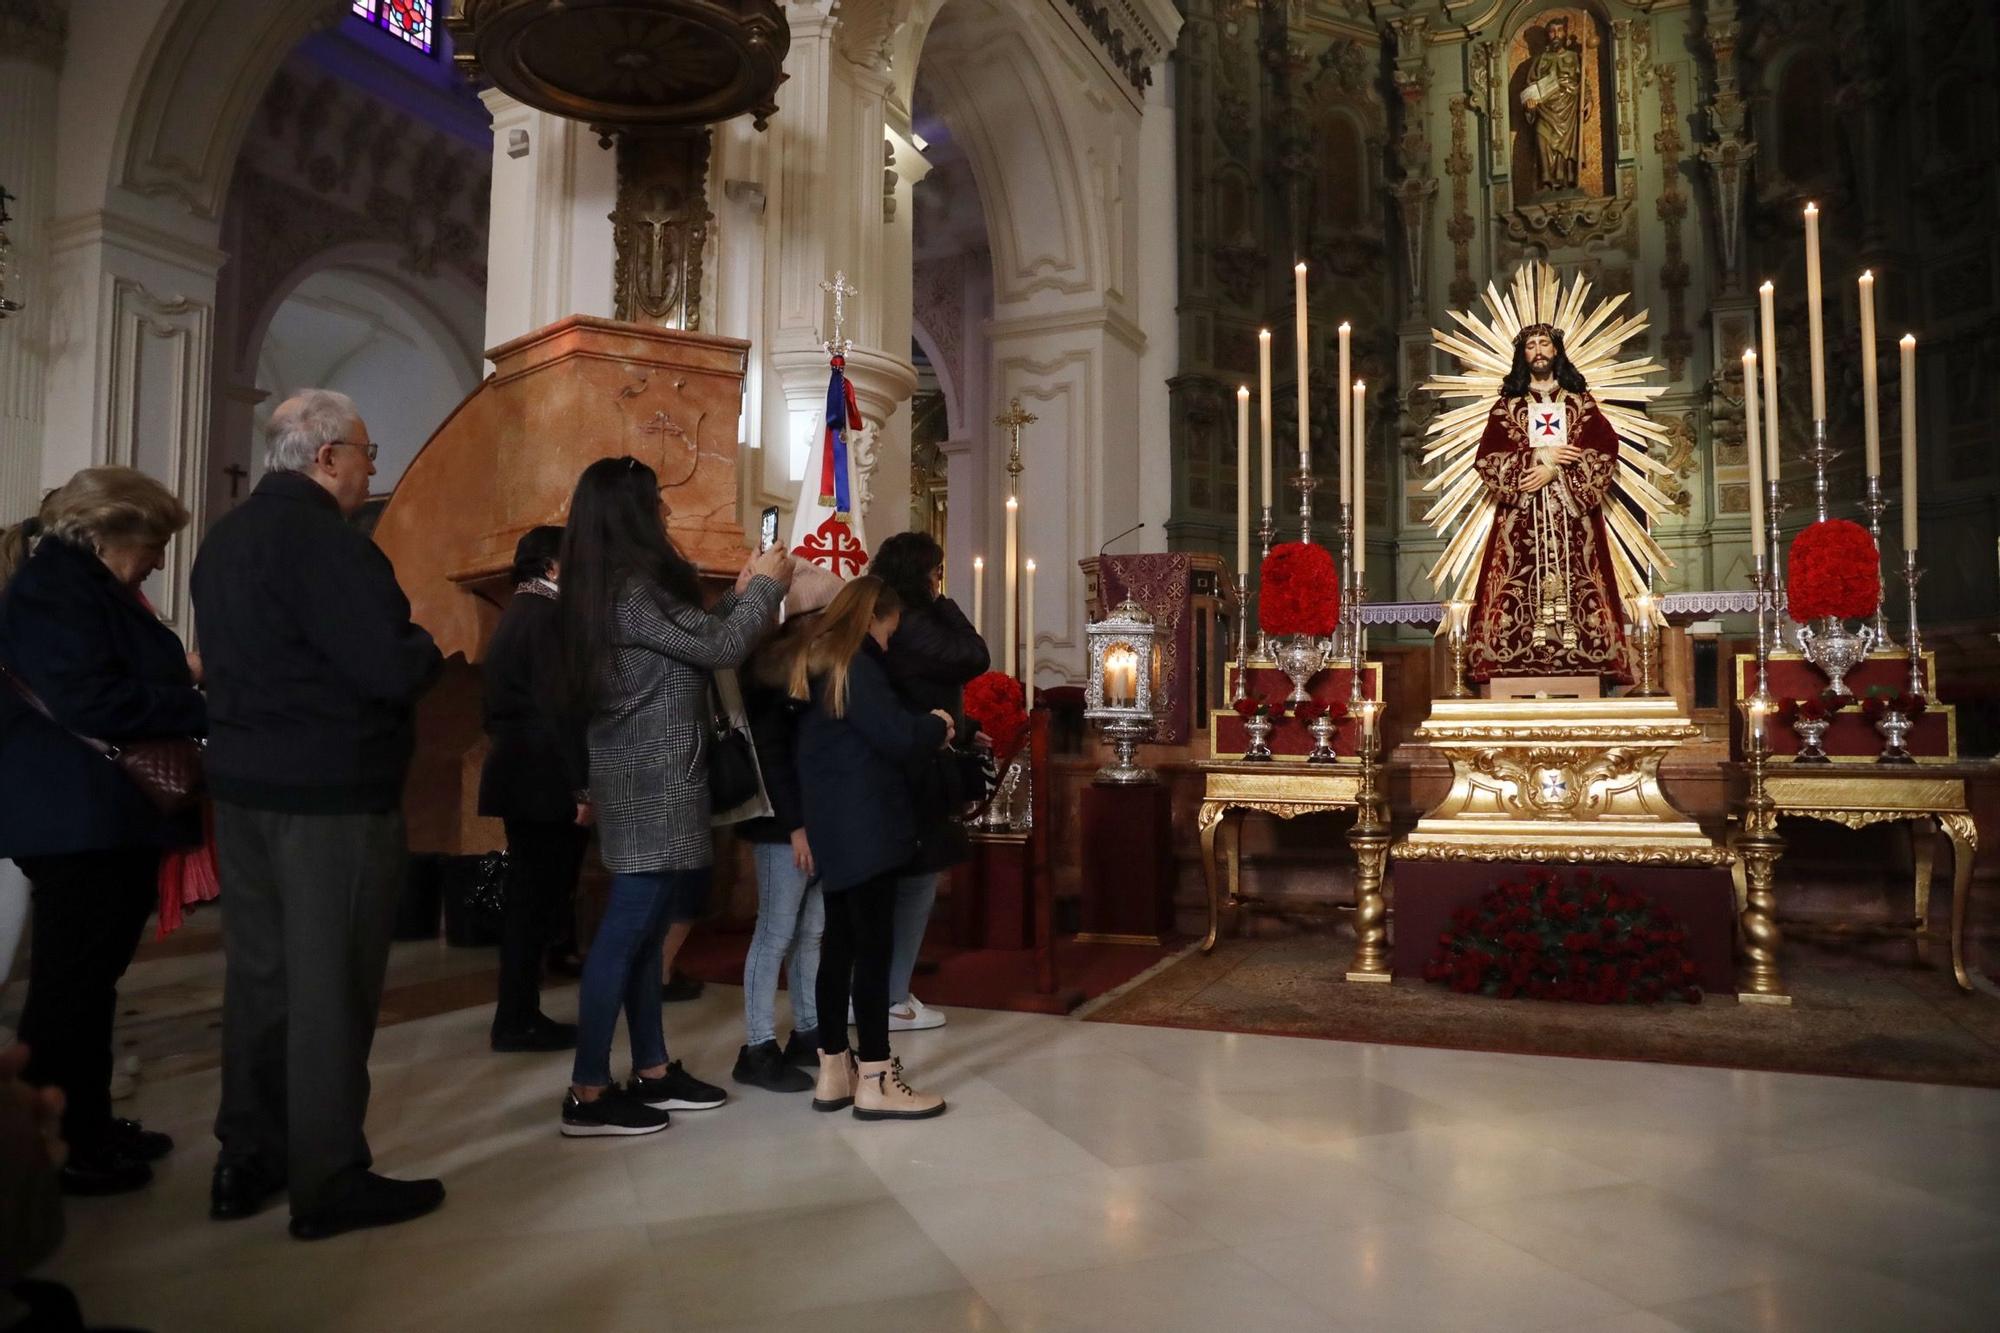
[38,977,2000,1333]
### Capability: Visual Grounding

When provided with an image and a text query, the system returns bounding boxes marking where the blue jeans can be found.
[889,870,943,1007]
[571,867,708,1088]
[744,841,824,1046]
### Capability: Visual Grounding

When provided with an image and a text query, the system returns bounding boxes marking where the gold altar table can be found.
[1732,763,1982,993]
[1195,763,1391,981]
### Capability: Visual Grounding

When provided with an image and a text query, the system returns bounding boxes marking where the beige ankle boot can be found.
[812,1050,857,1112]
[853,1058,946,1121]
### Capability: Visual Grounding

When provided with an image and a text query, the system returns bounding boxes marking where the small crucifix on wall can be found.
[223,463,248,500]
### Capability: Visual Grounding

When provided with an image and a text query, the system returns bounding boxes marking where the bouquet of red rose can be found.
[1233,696,1285,720]
[1777,688,1849,725]
[1422,867,1702,1005]
[1787,519,1881,622]
[963,671,1029,763]
[1259,541,1340,637]
[1860,686,1927,722]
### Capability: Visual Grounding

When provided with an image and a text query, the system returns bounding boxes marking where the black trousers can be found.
[816,872,898,1064]
[14,848,159,1153]
[493,818,588,1032]
[211,802,406,1214]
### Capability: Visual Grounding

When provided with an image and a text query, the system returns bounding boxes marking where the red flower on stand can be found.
[1258,542,1341,637]
[1786,519,1881,622]
[964,671,1029,763]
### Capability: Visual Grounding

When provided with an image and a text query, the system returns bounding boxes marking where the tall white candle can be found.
[1804,203,1826,421]
[972,556,985,638]
[1236,385,1252,576]
[1003,496,1019,680]
[1295,262,1310,476]
[1023,558,1037,709]
[1858,271,1880,477]
[1337,322,1352,508]
[1351,380,1366,576]
[1743,349,1765,559]
[1900,333,1918,552]
[1759,281,1781,481]
[1257,330,1274,510]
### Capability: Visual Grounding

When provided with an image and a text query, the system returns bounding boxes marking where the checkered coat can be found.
[588,573,782,873]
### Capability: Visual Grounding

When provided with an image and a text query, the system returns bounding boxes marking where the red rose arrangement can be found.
[1860,687,1927,721]
[963,671,1029,762]
[1259,541,1341,637]
[1423,867,1702,1005]
[1291,699,1349,727]
[1786,519,1881,622]
[1233,695,1285,720]
[1775,689,1849,725]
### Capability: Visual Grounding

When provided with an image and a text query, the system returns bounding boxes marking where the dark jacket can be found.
[0,536,207,859]
[883,595,989,873]
[191,471,441,814]
[795,640,949,892]
[737,665,806,847]
[478,585,586,823]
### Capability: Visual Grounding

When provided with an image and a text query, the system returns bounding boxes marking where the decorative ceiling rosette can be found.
[1419,260,1678,608]
[447,0,789,130]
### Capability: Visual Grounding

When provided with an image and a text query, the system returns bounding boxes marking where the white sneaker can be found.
[887,996,947,1032]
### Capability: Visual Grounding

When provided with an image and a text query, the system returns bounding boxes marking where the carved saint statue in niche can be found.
[1508,8,1610,200]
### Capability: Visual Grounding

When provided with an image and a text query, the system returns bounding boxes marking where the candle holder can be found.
[1904,552,1925,700]
[1749,561,1774,710]
[1334,501,1355,662]
[1294,467,1319,547]
[1766,471,1788,645]
[1232,572,1251,705]
[1083,600,1162,785]
[1345,699,1391,983]
[1443,598,1472,699]
[1733,697,1791,1004]
[1254,508,1275,664]
[1861,476,1899,650]
[1258,505,1275,562]
[1807,418,1834,524]
[1348,582,1368,711]
[1630,595,1665,698]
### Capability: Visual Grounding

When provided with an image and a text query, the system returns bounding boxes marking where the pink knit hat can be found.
[785,559,845,618]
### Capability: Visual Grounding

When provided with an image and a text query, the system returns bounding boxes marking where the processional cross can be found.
[820,270,856,358]
[995,397,1037,490]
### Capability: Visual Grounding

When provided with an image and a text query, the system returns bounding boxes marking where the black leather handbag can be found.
[707,678,761,811]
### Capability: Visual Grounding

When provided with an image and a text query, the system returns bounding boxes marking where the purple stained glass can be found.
[352,0,433,54]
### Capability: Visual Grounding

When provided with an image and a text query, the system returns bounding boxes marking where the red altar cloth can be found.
[1211,662,1382,760]
[1733,651,1956,761]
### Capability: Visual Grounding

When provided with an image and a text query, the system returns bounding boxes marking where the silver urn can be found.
[1873,708,1917,766]
[1275,633,1327,705]
[1241,712,1274,762]
[1795,616,1875,697]
[1789,715,1832,764]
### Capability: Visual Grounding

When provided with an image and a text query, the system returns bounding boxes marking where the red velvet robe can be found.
[1466,388,1629,681]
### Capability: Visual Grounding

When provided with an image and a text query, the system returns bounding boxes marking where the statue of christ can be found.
[1466,323,1628,681]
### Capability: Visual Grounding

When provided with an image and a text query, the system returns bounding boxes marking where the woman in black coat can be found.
[791,576,952,1121]
[871,533,989,1033]
[0,468,206,1196]
[478,526,589,1052]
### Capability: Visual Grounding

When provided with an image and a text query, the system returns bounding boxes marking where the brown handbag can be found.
[2,663,205,814]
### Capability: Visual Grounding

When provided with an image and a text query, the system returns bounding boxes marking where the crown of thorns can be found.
[1518,323,1563,343]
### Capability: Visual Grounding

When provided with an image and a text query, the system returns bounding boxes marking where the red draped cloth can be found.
[1466,388,1629,682]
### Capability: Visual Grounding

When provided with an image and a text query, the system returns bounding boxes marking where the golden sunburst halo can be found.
[1420,261,1677,613]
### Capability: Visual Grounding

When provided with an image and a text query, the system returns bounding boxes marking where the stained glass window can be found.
[351,0,434,55]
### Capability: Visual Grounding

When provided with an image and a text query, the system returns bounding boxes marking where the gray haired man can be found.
[191,389,444,1239]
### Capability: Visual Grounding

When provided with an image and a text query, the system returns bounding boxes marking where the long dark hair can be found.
[871,531,942,609]
[556,457,704,714]
[1500,326,1589,398]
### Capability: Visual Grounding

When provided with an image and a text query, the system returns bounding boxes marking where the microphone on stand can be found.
[1099,522,1147,557]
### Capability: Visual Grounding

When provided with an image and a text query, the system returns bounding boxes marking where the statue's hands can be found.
[1520,464,1559,494]
[1549,443,1584,467]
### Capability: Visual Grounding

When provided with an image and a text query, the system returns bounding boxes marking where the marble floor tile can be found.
[1109,1145,1435,1246]
[835,1106,1104,1193]
[339,1223,673,1332]
[1239,1212,1638,1332]
[1649,1264,1988,1333]
[896,1165,1221,1286]
[976,1247,1340,1333]
[699,1288,1009,1333]
[1329,1119,1633,1206]
[644,1198,973,1326]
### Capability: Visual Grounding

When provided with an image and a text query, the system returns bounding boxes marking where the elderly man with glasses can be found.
[191,389,444,1240]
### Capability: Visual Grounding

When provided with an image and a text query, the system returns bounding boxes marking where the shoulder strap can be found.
[0,661,115,757]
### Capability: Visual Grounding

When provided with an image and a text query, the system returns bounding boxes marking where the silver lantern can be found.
[1084,598,1162,784]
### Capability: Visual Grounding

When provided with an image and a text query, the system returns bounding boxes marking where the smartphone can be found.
[759,505,780,553]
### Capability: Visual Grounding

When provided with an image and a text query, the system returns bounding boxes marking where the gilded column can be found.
[0,1,65,523]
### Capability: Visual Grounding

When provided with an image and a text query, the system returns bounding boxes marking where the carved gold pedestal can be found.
[1395,697,1730,866]
[1195,764,1389,981]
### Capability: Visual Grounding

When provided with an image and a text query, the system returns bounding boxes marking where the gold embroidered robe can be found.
[1466,388,1629,681]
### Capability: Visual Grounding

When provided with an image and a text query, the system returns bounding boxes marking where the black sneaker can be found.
[60,1145,152,1197]
[627,1060,727,1111]
[108,1117,174,1163]
[733,1041,815,1093]
[781,1028,821,1067]
[560,1090,671,1138]
[659,974,705,1003]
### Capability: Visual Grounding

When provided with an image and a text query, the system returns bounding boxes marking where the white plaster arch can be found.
[909,316,963,439]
